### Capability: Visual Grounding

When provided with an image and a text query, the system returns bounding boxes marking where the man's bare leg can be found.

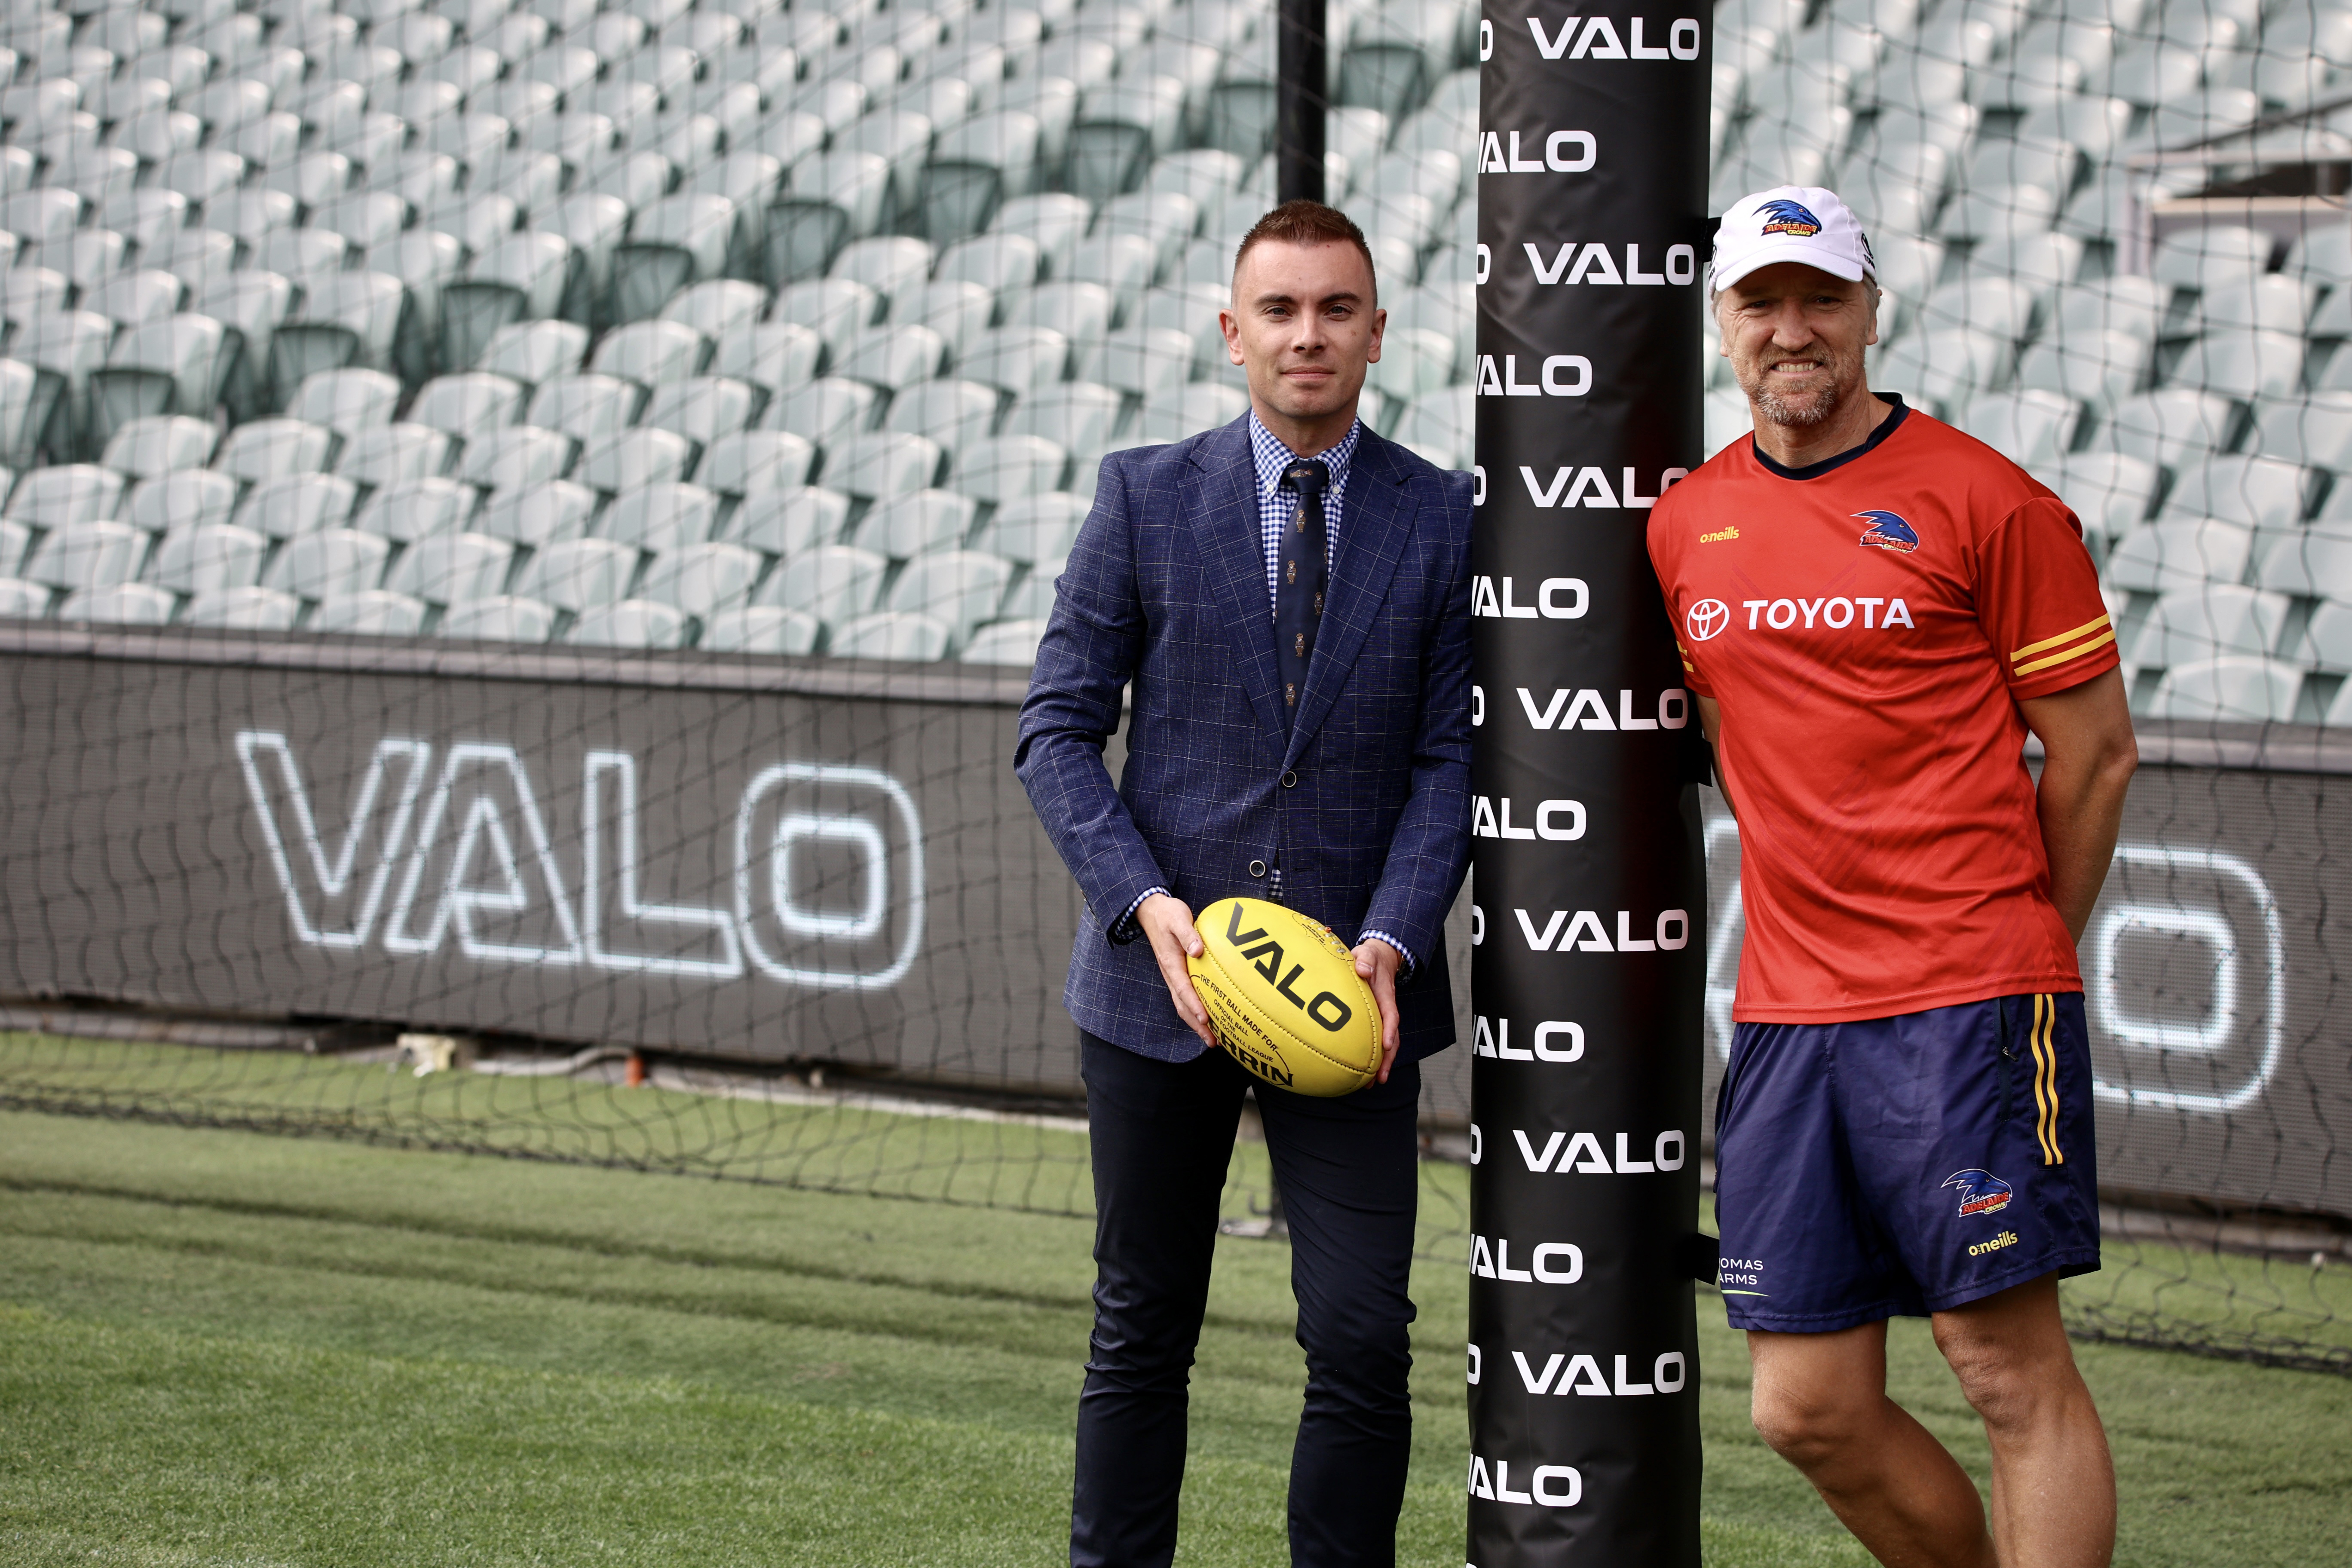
[1932,1274,2115,1568]
[1748,1320,1997,1568]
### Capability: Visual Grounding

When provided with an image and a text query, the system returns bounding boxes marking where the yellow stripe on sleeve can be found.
[2014,628,2117,678]
[2012,614,2113,663]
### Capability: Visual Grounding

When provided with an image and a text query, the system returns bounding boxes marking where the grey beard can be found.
[1746,369,1845,429]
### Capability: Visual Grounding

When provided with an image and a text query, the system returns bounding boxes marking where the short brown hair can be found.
[1231,199,1376,286]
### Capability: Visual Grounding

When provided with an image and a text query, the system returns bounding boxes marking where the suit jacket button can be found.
[1248,860,1267,878]
[1280,770,1298,788]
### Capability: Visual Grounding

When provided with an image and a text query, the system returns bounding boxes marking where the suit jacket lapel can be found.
[1187,418,1289,743]
[1288,433,1415,766]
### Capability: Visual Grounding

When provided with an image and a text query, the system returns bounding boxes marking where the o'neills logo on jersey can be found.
[1685,598,1730,641]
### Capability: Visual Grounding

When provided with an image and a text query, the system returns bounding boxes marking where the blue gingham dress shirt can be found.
[1118,414,1416,975]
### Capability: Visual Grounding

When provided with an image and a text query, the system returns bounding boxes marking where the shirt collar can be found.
[1247,410,1363,497]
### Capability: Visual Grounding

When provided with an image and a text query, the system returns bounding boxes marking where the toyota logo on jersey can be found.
[1686,598,1730,641]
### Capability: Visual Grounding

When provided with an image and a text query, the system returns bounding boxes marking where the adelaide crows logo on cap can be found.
[1856,509,1920,553]
[1943,1169,2014,1218]
[1758,198,1823,237]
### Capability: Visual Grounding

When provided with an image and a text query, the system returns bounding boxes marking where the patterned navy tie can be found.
[1275,458,1329,729]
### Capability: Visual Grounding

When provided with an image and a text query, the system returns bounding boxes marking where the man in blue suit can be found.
[1016,200,1474,1568]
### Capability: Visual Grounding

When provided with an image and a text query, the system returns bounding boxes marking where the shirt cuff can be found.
[1114,886,1171,942]
[1358,928,1415,977]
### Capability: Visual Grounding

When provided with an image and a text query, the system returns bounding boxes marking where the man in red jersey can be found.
[1650,186,2138,1568]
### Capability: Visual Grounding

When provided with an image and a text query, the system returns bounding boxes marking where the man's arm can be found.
[1697,695,1733,819]
[2017,667,2137,944]
[1356,486,1476,1073]
[1014,457,1180,947]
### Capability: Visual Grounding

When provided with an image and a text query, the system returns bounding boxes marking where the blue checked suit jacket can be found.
[1015,413,1475,1063]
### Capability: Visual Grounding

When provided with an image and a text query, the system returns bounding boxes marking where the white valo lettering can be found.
[1533,1021,1583,1061]
[1542,355,1591,395]
[1479,18,1492,58]
[1670,18,1701,57]
[1531,1241,1583,1281]
[1660,689,1690,728]
[1475,243,1491,284]
[1536,800,1585,840]
[1665,243,1696,283]
[1531,1466,1582,1507]
[1469,1121,1483,1162]
[1471,464,1486,505]
[1656,1129,1687,1170]
[1546,130,1595,170]
[1657,908,1690,948]
[1539,578,1587,617]
[1506,131,1546,172]
[1470,905,1484,947]
[1470,684,1485,726]
[1507,355,1543,395]
[1654,1352,1687,1392]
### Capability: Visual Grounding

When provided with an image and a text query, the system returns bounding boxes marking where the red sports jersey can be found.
[1648,398,2120,1023]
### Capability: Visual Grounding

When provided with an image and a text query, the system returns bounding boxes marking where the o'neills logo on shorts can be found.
[1968,1230,2020,1257]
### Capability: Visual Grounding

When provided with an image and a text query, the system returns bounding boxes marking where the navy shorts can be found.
[1715,992,2101,1333]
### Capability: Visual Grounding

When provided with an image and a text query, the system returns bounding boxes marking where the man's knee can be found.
[1932,1277,2086,1435]
[1750,1373,1883,1471]
[1297,1301,1412,1413]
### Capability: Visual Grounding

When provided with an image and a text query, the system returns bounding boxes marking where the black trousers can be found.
[1071,1031,1422,1568]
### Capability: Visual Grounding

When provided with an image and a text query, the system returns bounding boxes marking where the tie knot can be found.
[1283,459,1329,500]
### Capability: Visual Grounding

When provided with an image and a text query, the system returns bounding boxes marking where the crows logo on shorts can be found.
[1943,1169,2014,1218]
[1856,509,1920,553]
[1757,198,1823,237]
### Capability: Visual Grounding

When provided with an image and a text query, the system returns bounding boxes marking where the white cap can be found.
[1709,186,1876,293]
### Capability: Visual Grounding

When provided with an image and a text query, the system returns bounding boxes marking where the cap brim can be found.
[1710,239,1871,293]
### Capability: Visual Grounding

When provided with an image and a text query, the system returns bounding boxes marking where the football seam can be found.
[1203,945,1380,1074]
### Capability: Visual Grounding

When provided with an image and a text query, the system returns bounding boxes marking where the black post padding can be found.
[1275,0,1326,204]
[1466,3,1714,1563]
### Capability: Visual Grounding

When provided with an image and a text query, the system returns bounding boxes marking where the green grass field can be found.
[3,1088,2352,1564]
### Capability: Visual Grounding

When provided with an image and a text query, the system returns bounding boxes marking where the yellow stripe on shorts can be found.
[2028,993,2064,1166]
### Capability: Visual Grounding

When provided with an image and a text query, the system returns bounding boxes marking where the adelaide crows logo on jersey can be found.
[1943,1169,2014,1218]
[1758,198,1822,237]
[1856,509,1920,553]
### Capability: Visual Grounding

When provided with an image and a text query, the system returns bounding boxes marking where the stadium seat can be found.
[700,431,818,500]
[99,415,216,480]
[354,478,475,544]
[2196,274,2317,337]
[757,540,886,627]
[476,481,599,549]
[2299,598,2352,671]
[716,322,824,400]
[2150,224,2273,292]
[603,481,720,554]
[2037,453,2159,545]
[661,280,769,349]
[0,575,37,618]
[58,582,175,625]
[579,427,694,493]
[587,321,706,395]
[960,325,1071,395]
[22,518,144,594]
[2255,529,2352,600]
[7,464,124,530]
[183,585,301,631]
[701,603,822,654]
[307,589,427,636]
[640,540,763,619]
[2128,584,2290,672]
[860,489,977,560]
[273,271,408,387]
[126,469,241,536]
[2161,456,2310,533]
[2171,332,2305,405]
[2098,390,2240,472]
[2015,329,2148,417]
[728,485,853,557]
[769,376,883,456]
[830,606,951,660]
[1959,391,2082,469]
[569,598,689,648]
[263,527,391,603]
[511,537,635,614]
[2148,656,2302,723]
[611,193,738,324]
[884,379,999,466]
[410,372,526,438]
[444,232,575,371]
[458,425,575,492]
[528,373,644,447]
[2256,395,2352,474]
[828,430,943,501]
[955,435,1068,505]
[975,492,1087,564]
[833,236,936,317]
[285,369,403,440]
[888,548,1014,649]
[386,532,517,607]
[339,426,456,491]
[147,523,268,597]
[2105,517,2255,594]
[439,594,558,642]
[1084,327,1195,407]
[84,270,188,330]
[1005,382,1123,465]
[962,616,1045,665]
[837,323,948,392]
[1872,328,2009,419]
[644,377,758,447]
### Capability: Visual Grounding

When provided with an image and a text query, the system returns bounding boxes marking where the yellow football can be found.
[1187,897,1382,1097]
